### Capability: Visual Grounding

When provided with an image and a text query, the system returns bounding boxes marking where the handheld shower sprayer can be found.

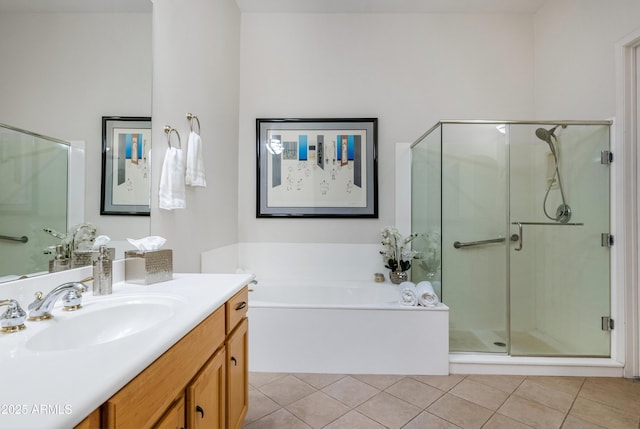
[535,125,571,223]
[534,126,559,157]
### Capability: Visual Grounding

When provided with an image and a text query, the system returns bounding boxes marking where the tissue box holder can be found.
[124,249,173,285]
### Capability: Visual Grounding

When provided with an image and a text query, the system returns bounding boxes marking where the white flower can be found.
[379,226,419,272]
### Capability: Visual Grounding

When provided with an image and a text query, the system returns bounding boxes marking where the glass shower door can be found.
[508,124,611,356]
[440,123,509,353]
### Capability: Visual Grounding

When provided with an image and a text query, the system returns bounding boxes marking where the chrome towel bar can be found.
[511,221,584,251]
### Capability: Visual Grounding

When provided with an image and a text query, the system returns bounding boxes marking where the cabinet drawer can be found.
[226,286,248,334]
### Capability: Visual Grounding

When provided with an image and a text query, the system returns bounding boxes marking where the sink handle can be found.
[0,299,27,333]
[63,290,83,311]
[78,276,94,286]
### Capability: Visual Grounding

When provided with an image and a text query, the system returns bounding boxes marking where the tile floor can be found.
[244,372,640,429]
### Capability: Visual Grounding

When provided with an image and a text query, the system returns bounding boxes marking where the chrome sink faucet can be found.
[28,277,93,321]
[0,299,27,333]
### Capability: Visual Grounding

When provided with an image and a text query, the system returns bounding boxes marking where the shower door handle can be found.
[514,223,523,251]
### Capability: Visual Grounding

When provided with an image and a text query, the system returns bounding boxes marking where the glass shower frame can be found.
[411,120,612,358]
[0,123,71,279]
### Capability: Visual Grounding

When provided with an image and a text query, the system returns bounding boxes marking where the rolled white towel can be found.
[398,281,418,306]
[416,281,439,307]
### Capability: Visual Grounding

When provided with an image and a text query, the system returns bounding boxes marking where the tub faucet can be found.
[27,277,92,321]
[0,299,27,333]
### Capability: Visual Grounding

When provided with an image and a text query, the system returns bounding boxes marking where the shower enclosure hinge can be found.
[601,150,613,165]
[601,233,614,247]
[602,316,614,331]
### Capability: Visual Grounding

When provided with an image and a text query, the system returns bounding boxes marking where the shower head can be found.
[535,126,559,156]
[535,125,559,143]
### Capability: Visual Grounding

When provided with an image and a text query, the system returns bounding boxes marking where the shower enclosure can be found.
[0,123,71,280]
[411,121,612,357]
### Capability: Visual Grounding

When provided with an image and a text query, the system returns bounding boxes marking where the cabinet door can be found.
[74,408,101,429]
[226,318,248,429]
[155,397,185,429]
[187,347,226,429]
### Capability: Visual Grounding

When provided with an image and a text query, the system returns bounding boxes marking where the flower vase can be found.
[389,271,408,284]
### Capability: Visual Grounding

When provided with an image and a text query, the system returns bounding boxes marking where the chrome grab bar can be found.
[511,221,584,251]
[453,235,518,249]
[0,234,28,244]
[511,221,584,226]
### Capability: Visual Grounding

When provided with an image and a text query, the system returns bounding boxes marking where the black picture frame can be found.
[101,116,151,216]
[256,118,378,218]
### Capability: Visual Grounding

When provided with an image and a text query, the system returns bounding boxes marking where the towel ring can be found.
[163,125,181,149]
[186,113,201,134]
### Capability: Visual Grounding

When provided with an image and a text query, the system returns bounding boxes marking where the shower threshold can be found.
[448,329,622,376]
[449,354,624,377]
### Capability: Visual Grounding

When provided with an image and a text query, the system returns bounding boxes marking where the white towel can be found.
[416,281,439,307]
[398,281,418,306]
[185,131,206,187]
[159,147,186,210]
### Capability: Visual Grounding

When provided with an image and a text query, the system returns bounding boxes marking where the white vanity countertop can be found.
[0,272,254,429]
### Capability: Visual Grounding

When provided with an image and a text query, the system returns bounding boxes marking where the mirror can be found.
[0,0,153,281]
[0,124,71,280]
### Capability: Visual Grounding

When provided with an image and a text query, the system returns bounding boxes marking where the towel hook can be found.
[186,113,201,134]
[163,125,181,149]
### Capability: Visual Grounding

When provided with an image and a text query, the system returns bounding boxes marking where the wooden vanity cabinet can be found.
[74,285,249,429]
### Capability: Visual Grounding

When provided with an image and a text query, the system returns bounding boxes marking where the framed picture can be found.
[101,116,151,216]
[256,118,378,218]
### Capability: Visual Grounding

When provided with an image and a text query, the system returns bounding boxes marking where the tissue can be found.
[91,235,111,250]
[127,236,167,251]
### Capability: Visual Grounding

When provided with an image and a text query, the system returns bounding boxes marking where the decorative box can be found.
[124,249,173,285]
[72,248,116,268]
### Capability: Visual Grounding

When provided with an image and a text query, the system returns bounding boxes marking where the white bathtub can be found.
[248,280,449,375]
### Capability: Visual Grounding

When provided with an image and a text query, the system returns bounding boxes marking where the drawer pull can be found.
[196,405,205,418]
[235,301,247,311]
[231,356,237,366]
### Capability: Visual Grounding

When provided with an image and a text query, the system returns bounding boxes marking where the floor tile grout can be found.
[245,373,640,429]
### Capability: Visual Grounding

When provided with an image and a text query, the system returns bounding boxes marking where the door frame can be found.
[615,28,640,378]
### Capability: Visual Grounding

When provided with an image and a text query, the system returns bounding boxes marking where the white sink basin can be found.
[25,295,184,352]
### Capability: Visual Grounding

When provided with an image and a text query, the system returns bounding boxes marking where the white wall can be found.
[150,0,241,273]
[238,12,535,245]
[534,0,640,119]
[0,12,152,241]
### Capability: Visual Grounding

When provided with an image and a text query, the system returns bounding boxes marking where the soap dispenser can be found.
[49,244,70,272]
[93,245,112,295]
